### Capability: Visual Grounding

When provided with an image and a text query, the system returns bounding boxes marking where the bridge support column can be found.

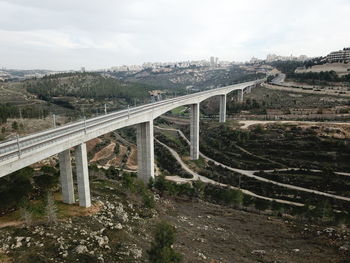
[58,149,75,204]
[219,94,226,123]
[75,143,91,208]
[190,103,199,160]
[137,121,154,183]
[237,89,244,103]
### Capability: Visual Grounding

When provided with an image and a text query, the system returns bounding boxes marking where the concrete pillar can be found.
[219,94,226,123]
[58,149,75,204]
[75,143,91,208]
[237,89,244,103]
[137,121,154,183]
[190,103,199,160]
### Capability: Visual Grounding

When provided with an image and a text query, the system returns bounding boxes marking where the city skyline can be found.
[0,0,349,70]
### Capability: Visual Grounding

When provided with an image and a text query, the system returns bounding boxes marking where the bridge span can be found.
[0,79,263,207]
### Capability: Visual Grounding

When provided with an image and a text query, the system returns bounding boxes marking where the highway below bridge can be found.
[0,79,263,208]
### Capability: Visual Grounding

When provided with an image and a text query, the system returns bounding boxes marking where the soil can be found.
[126,145,138,170]
[161,199,349,263]
[90,142,116,162]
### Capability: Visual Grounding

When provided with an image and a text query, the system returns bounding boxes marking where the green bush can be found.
[147,221,183,263]
[0,167,34,210]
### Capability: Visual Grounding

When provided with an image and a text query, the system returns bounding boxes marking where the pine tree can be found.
[147,221,182,263]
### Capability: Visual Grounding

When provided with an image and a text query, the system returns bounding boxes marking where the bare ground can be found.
[90,142,116,163]
[161,199,349,263]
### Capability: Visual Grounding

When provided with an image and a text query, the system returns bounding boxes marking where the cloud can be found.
[0,0,349,69]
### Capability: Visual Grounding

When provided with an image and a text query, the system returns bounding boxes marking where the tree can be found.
[12,121,18,131]
[234,190,244,209]
[34,173,58,193]
[147,221,183,263]
[45,192,58,225]
[20,206,33,227]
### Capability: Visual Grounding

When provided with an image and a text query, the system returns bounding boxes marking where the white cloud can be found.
[0,0,349,69]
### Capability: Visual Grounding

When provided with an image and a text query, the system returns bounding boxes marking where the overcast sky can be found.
[0,0,349,70]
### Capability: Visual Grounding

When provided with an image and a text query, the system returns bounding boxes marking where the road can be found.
[271,73,286,85]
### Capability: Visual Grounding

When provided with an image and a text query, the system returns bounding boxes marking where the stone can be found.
[75,245,89,254]
[251,250,266,255]
[198,252,207,260]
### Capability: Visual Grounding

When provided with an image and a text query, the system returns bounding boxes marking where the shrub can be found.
[147,221,183,263]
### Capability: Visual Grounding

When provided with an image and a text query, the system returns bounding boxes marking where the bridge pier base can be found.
[219,94,226,123]
[58,149,75,204]
[190,103,199,160]
[237,89,244,103]
[75,143,91,208]
[137,121,154,183]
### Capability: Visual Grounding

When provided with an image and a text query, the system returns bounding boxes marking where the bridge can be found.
[0,79,264,208]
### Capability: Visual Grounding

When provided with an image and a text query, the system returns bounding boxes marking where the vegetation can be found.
[26,73,157,104]
[199,122,350,171]
[45,192,58,225]
[154,143,192,178]
[255,169,350,198]
[0,166,59,212]
[287,71,350,84]
[147,221,183,263]
[0,103,48,124]
[269,61,304,74]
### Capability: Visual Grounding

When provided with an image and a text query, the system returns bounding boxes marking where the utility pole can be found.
[104,104,107,115]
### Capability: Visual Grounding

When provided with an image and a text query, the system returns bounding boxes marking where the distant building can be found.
[210,56,215,67]
[327,48,350,62]
[250,57,262,64]
[265,53,309,62]
[81,67,86,72]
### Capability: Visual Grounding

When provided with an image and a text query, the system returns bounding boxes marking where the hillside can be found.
[295,63,350,76]
[110,65,264,90]
[0,168,349,263]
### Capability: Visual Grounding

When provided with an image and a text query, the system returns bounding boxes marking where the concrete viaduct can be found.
[0,79,263,208]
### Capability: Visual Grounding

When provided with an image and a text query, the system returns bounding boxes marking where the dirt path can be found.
[262,82,350,97]
[233,143,286,168]
[155,138,304,206]
[155,126,350,203]
[238,120,350,129]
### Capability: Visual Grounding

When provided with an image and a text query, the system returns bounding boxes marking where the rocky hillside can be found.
[0,172,349,263]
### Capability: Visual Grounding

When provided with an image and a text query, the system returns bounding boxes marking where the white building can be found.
[327,48,350,62]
